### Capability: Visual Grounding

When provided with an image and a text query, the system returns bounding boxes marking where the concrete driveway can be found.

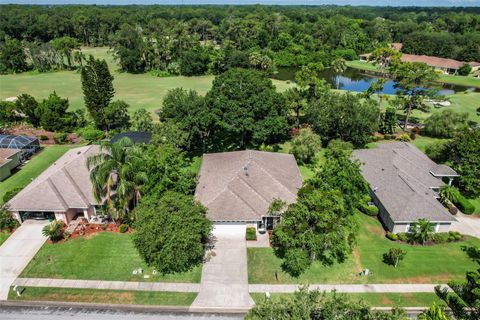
[450,213,480,238]
[190,231,254,312]
[0,220,48,300]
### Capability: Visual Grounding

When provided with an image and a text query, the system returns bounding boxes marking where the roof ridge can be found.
[227,184,261,216]
[251,158,296,198]
[46,178,68,211]
[62,167,90,207]
[236,176,270,204]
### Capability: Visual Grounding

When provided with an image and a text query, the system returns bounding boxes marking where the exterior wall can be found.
[86,205,96,219]
[55,212,67,224]
[437,223,451,233]
[65,209,79,223]
[7,152,21,171]
[0,165,11,181]
[369,189,395,232]
[392,223,410,234]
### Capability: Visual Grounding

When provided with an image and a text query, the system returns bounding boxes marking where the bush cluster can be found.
[394,231,463,244]
[455,195,475,215]
[119,224,129,233]
[246,227,257,241]
[386,232,398,241]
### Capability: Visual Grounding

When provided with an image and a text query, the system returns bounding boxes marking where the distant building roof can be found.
[400,54,466,70]
[7,145,101,212]
[195,150,303,221]
[110,132,152,145]
[0,148,20,167]
[353,142,457,223]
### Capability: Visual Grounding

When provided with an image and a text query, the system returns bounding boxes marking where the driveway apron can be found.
[450,212,480,238]
[0,220,48,300]
[190,233,254,311]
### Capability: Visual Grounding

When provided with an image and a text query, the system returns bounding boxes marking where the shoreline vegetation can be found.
[346,60,480,89]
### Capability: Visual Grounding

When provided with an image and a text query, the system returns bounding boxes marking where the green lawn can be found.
[248,213,480,284]
[411,136,449,152]
[0,47,292,119]
[0,231,10,246]
[0,145,70,204]
[20,232,202,283]
[8,286,196,306]
[250,292,442,307]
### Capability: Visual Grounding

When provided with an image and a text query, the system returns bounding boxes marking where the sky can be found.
[1,0,480,7]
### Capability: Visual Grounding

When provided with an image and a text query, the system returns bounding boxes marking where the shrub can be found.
[432,232,450,244]
[409,131,416,140]
[3,187,22,203]
[448,231,462,242]
[384,134,395,140]
[38,134,49,141]
[119,224,129,233]
[425,142,449,163]
[290,127,322,164]
[41,220,65,242]
[383,248,407,268]
[365,205,379,216]
[246,227,257,241]
[455,195,475,214]
[396,133,411,142]
[386,232,398,241]
[0,208,19,232]
[78,125,104,142]
[397,233,409,242]
[53,132,69,144]
[458,63,472,76]
[423,110,468,138]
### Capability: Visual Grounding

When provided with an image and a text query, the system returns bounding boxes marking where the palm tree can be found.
[87,137,148,223]
[331,58,347,89]
[418,303,451,320]
[409,218,435,245]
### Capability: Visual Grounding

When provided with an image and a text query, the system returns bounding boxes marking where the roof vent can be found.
[373,187,378,193]
[243,165,249,176]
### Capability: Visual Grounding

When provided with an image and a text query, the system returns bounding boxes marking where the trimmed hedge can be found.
[246,227,257,241]
[386,232,398,241]
[455,195,475,215]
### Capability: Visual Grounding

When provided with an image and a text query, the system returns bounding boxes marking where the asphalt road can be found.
[0,306,245,320]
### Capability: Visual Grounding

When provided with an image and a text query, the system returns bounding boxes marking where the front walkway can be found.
[0,220,48,300]
[249,283,451,293]
[190,233,254,311]
[450,212,480,238]
[13,278,199,292]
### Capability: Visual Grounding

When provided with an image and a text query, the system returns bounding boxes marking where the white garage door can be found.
[213,222,246,238]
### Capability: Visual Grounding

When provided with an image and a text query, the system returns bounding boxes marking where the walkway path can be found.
[0,221,48,300]
[249,283,450,293]
[190,233,254,311]
[12,278,199,292]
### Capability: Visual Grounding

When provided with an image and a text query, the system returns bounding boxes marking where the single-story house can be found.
[353,142,458,234]
[7,145,101,224]
[359,43,479,75]
[0,134,40,160]
[0,148,21,181]
[110,131,152,145]
[195,150,303,236]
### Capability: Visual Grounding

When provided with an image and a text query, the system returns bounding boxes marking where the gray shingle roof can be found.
[353,142,456,223]
[195,150,303,221]
[7,145,101,212]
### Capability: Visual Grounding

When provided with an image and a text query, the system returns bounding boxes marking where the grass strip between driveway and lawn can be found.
[0,145,71,204]
[0,231,10,246]
[20,232,202,283]
[248,213,480,284]
[249,292,442,308]
[8,286,197,306]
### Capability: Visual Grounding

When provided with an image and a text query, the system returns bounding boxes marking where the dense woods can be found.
[1,5,479,74]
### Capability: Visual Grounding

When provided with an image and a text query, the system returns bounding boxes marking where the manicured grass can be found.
[468,197,480,215]
[0,231,10,246]
[248,213,480,284]
[0,145,70,204]
[0,47,292,119]
[20,232,202,283]
[8,286,196,306]
[250,292,442,307]
[346,60,480,88]
[411,136,449,152]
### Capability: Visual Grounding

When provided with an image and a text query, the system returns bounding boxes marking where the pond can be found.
[272,67,479,95]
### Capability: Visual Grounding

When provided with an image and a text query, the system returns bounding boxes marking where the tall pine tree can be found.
[81,56,115,130]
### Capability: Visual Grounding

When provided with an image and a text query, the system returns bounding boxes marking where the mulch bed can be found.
[69,222,122,239]
[3,125,80,144]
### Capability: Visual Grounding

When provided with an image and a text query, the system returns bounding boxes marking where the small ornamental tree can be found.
[0,207,19,232]
[383,248,407,268]
[409,219,435,245]
[41,220,65,242]
[290,127,322,165]
[131,108,154,132]
[133,192,211,274]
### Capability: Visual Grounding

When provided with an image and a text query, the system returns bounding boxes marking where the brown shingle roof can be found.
[195,150,303,221]
[0,148,20,167]
[7,145,101,212]
[353,142,456,223]
[401,54,465,70]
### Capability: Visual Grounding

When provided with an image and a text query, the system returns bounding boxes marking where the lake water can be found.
[272,67,479,95]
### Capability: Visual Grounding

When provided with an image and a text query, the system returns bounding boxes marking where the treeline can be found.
[0,5,479,74]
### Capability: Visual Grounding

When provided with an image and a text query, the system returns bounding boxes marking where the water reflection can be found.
[272,67,479,95]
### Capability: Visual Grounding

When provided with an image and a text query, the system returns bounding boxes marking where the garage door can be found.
[213,222,246,238]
